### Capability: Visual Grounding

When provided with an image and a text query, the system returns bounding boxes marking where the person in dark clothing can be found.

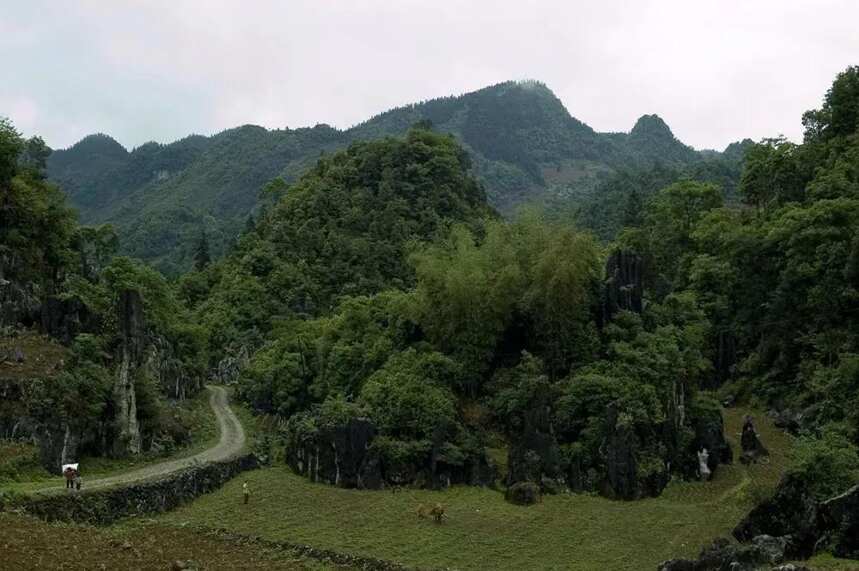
[64,467,75,489]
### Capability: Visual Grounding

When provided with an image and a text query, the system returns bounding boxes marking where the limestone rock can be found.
[733,474,819,559]
[603,250,644,321]
[505,481,541,505]
[818,483,859,559]
[35,421,80,474]
[658,536,785,571]
[112,289,145,457]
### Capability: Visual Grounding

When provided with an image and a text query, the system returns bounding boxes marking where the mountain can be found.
[47,80,729,274]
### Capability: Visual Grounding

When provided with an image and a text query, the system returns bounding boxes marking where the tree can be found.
[193,229,211,271]
[803,65,859,144]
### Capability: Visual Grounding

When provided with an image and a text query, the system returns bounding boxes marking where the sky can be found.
[2,1,857,151]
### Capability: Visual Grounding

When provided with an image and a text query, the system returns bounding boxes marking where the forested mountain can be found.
[0,118,208,472]
[47,80,741,274]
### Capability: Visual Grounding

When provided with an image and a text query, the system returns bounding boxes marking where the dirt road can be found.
[36,385,245,494]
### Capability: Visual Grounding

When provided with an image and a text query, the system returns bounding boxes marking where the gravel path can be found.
[35,385,245,495]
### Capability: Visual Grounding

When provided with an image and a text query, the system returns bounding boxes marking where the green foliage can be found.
[788,425,859,500]
[410,214,600,381]
[47,82,720,272]
[195,129,494,363]
[739,138,810,207]
[802,66,859,144]
[358,349,459,441]
[488,352,554,435]
[0,119,78,289]
[619,180,723,295]
[193,230,211,271]
[22,335,111,430]
[605,67,859,439]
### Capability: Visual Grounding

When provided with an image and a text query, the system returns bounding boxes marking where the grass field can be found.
[155,408,843,571]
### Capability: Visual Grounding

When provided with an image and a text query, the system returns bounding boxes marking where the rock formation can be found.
[505,387,562,497]
[658,535,792,571]
[112,289,145,457]
[286,417,495,490]
[603,250,644,321]
[733,473,826,559]
[34,421,80,475]
[818,484,859,559]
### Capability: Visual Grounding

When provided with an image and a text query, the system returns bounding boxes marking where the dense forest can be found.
[46,80,745,274]
[2,65,859,566]
[0,117,208,471]
[182,67,858,505]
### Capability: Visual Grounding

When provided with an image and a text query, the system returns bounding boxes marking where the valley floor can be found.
[150,408,849,571]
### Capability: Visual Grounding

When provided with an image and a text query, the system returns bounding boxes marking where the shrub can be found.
[788,423,859,499]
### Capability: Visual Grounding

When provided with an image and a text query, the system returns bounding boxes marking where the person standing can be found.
[64,467,75,490]
[242,481,250,505]
[74,471,82,491]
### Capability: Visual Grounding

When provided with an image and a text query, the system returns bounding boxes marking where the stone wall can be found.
[5,454,258,525]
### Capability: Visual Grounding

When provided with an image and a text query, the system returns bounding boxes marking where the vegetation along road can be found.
[33,385,245,495]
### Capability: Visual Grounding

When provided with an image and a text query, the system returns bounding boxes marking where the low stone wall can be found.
[7,454,258,525]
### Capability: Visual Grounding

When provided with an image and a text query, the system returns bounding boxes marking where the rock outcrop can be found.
[658,535,789,571]
[112,289,145,457]
[35,421,81,475]
[505,481,541,505]
[0,271,41,329]
[818,484,859,559]
[286,417,495,490]
[733,474,859,562]
[603,250,644,321]
[505,386,565,500]
[40,296,92,344]
[690,406,733,476]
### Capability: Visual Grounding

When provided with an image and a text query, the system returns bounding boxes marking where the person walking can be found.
[242,481,250,505]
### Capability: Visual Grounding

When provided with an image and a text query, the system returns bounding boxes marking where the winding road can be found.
[35,385,245,495]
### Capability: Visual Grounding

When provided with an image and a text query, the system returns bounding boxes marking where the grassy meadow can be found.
[154,408,838,571]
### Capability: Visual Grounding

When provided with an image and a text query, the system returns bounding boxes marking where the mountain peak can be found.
[630,114,675,139]
[65,133,128,156]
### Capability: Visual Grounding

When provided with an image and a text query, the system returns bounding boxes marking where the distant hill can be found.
[47,80,739,274]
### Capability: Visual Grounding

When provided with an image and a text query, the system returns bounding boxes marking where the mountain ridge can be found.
[47,80,743,274]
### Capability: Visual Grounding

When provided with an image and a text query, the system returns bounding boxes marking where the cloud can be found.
[1,0,857,150]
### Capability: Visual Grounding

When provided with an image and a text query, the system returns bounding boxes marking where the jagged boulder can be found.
[691,408,733,474]
[733,474,819,558]
[0,276,40,329]
[818,484,859,559]
[767,409,803,434]
[505,481,541,505]
[658,535,785,571]
[34,421,80,475]
[212,345,249,385]
[40,296,92,344]
[601,404,670,500]
[506,395,563,494]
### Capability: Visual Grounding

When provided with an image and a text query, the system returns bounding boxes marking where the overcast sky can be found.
[2,1,857,151]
